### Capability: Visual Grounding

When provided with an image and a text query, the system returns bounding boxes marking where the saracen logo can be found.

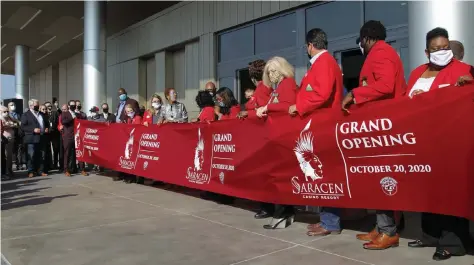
[119,128,136,170]
[291,120,344,200]
[186,128,210,184]
[380,177,398,196]
[75,123,83,157]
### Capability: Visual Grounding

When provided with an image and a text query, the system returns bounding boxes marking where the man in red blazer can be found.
[289,28,343,116]
[342,21,406,112]
[342,20,406,250]
[292,28,344,238]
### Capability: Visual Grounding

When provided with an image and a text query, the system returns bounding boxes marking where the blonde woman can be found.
[1,105,20,179]
[143,94,163,126]
[256,56,298,118]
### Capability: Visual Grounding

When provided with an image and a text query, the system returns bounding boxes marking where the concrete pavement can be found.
[1,172,473,265]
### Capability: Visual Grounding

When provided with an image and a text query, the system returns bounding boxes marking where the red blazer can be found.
[220,105,240,120]
[296,51,343,116]
[126,115,142,125]
[267,77,297,113]
[352,41,406,104]
[254,81,272,107]
[407,59,473,94]
[198,106,216,123]
[142,110,158,125]
[244,97,257,111]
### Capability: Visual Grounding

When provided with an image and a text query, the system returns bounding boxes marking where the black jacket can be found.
[20,110,50,144]
[99,112,116,123]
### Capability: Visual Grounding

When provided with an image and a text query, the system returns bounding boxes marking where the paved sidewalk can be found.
[1,172,473,265]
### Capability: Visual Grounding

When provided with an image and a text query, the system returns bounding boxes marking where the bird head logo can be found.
[124,128,135,160]
[194,128,204,171]
[294,120,323,181]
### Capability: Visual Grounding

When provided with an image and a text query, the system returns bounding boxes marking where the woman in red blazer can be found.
[215,87,240,120]
[405,27,472,262]
[195,90,217,123]
[238,59,272,119]
[255,56,298,118]
[143,94,163,126]
[124,104,143,125]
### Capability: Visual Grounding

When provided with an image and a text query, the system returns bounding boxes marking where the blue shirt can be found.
[9,111,19,120]
[116,101,126,122]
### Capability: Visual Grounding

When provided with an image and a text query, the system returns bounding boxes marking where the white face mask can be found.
[359,42,364,55]
[91,112,98,117]
[152,102,161,109]
[127,112,135,118]
[9,105,15,111]
[429,49,453,67]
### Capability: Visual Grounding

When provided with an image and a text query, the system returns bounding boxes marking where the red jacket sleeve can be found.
[353,49,396,104]
[132,116,142,125]
[199,107,215,122]
[267,78,297,113]
[245,97,257,111]
[296,59,336,116]
[143,110,153,124]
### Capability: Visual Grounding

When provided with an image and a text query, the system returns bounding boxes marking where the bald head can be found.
[205,81,216,94]
[450,40,464,61]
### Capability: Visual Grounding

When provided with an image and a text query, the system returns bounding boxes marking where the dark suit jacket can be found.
[61,111,75,140]
[49,110,60,134]
[99,112,116,123]
[116,98,140,122]
[20,110,50,144]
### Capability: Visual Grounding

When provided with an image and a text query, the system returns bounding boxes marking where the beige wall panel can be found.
[271,1,280,13]
[118,30,138,62]
[146,57,157,100]
[202,1,214,35]
[229,2,239,27]
[31,73,41,101]
[45,66,53,103]
[39,70,46,103]
[237,1,247,25]
[107,38,118,66]
[120,59,140,103]
[184,42,199,117]
[172,49,185,100]
[58,60,67,105]
[138,23,151,57]
[279,1,291,10]
[261,1,273,17]
[180,3,192,42]
[253,1,263,18]
[106,64,121,109]
[199,33,216,88]
[245,1,255,22]
[66,52,83,103]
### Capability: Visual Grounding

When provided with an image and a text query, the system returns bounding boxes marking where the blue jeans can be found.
[26,142,46,174]
[320,207,341,231]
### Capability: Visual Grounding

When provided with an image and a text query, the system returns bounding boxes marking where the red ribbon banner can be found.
[75,85,474,221]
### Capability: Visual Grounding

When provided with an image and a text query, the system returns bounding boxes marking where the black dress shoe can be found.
[432,249,451,261]
[408,239,435,248]
[254,210,271,219]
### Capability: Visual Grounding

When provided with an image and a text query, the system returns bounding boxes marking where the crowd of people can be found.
[1,20,473,261]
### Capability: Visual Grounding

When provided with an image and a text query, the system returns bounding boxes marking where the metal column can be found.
[15,45,29,107]
[83,0,106,111]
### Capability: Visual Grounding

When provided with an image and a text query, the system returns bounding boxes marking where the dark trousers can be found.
[422,213,469,255]
[58,135,64,170]
[26,143,46,174]
[1,136,6,174]
[63,138,84,173]
[376,210,397,236]
[272,204,295,218]
[51,132,60,168]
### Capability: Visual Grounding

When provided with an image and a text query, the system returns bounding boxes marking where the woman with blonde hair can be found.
[143,93,163,126]
[254,56,298,230]
[256,56,298,118]
[1,105,20,179]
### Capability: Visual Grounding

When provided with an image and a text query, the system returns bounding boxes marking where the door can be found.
[236,68,256,105]
[334,49,365,93]
[389,38,410,81]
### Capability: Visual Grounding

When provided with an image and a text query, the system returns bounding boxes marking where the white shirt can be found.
[309,50,327,65]
[69,110,76,119]
[408,77,435,98]
[31,110,45,133]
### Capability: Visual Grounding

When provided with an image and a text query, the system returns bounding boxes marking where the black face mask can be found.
[77,105,82,111]
[33,105,39,112]
[69,105,76,111]
[102,108,109,113]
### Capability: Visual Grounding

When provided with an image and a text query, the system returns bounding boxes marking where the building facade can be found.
[25,1,473,118]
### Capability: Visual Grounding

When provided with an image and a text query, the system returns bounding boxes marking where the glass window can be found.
[219,77,235,92]
[255,13,297,54]
[364,1,408,27]
[306,2,362,39]
[218,26,254,63]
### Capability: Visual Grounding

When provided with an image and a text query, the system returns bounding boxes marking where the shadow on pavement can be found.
[1,194,78,211]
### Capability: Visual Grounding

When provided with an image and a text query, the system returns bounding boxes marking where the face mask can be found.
[218,101,225,107]
[102,108,109,113]
[2,112,9,118]
[152,103,161,109]
[127,112,135,118]
[119,94,127,101]
[54,102,59,107]
[359,42,364,55]
[69,105,76,111]
[9,105,15,111]
[91,112,97,117]
[208,91,214,96]
[33,105,39,112]
[77,105,82,111]
[429,49,453,67]
[269,70,283,84]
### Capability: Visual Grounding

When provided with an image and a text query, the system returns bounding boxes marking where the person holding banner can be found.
[216,87,240,120]
[159,88,188,123]
[255,56,298,229]
[291,28,344,236]
[405,27,472,261]
[143,94,163,126]
[340,20,407,250]
[195,90,217,123]
[61,101,88,177]
[238,59,271,119]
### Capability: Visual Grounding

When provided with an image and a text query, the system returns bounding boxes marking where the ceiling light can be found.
[20,10,42,30]
[1,44,6,50]
[36,52,52,62]
[73,32,84,40]
[37,36,56,50]
[1,57,10,64]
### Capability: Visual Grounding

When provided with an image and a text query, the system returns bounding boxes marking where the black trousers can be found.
[51,132,60,168]
[421,213,469,255]
[63,138,84,173]
[1,136,6,174]
[272,204,295,218]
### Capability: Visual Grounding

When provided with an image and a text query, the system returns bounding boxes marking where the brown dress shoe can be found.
[363,233,399,250]
[307,223,322,230]
[28,173,35,178]
[65,172,71,177]
[81,171,89,176]
[41,173,48,177]
[307,226,341,236]
[356,228,379,241]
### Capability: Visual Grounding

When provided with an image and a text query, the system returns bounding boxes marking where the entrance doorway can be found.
[236,68,256,105]
[335,49,365,92]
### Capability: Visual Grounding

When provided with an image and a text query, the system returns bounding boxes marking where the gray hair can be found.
[262,56,295,87]
[28,99,39,106]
